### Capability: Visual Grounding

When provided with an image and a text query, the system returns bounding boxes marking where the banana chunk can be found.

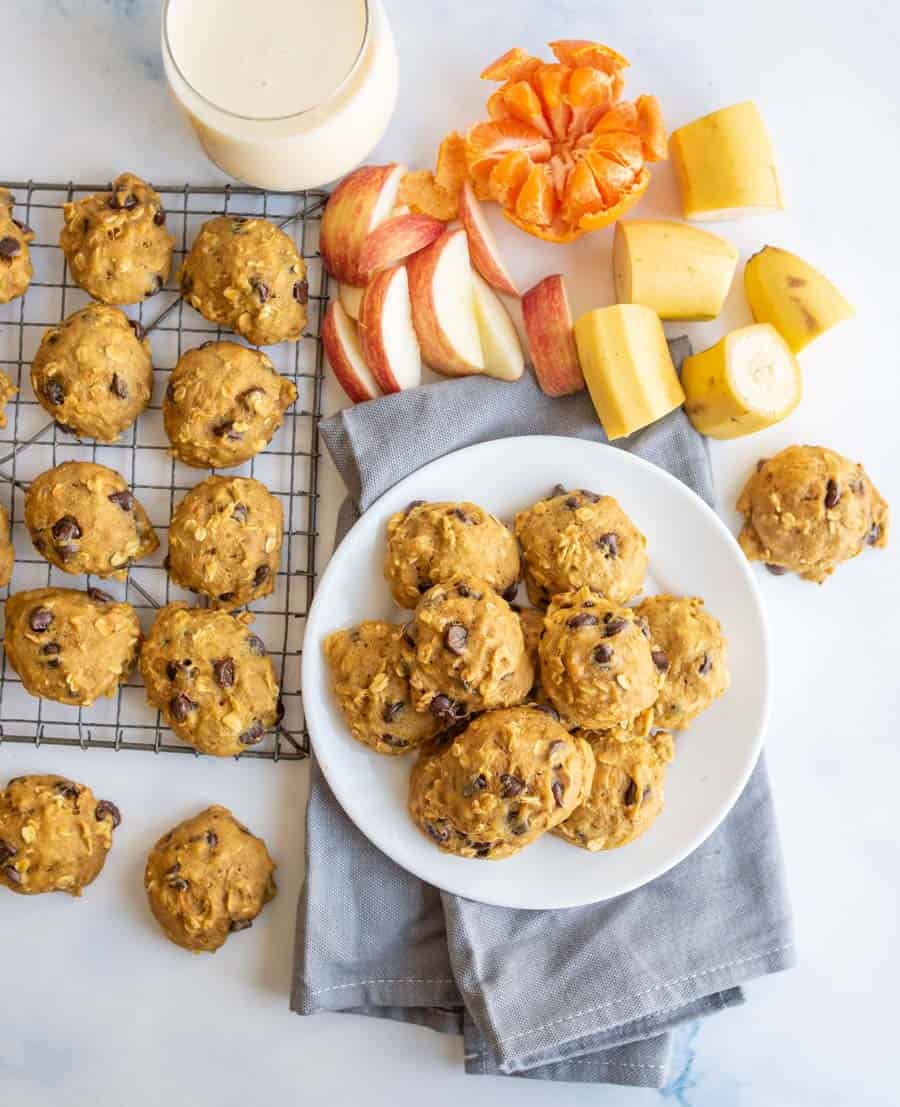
[614,220,739,321]
[671,101,783,221]
[744,246,853,353]
[574,305,686,440]
[682,323,801,439]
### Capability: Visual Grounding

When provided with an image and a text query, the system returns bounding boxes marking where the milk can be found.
[162,0,398,190]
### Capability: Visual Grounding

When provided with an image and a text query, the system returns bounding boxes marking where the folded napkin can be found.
[292,343,795,1088]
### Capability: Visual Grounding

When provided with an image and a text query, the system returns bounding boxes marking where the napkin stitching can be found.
[495,943,792,1044]
[308,977,456,997]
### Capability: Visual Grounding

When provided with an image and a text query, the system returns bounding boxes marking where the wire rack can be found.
[0,179,331,761]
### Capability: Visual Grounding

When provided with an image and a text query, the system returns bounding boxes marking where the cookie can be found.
[0,502,14,588]
[635,595,729,730]
[0,368,16,428]
[554,734,666,851]
[408,706,595,859]
[515,486,648,607]
[324,621,441,755]
[0,774,121,896]
[24,460,159,579]
[3,587,141,705]
[384,500,520,609]
[59,172,174,304]
[166,476,283,609]
[405,576,534,723]
[140,603,281,756]
[163,340,297,469]
[737,445,889,582]
[539,586,661,730]
[144,805,275,952]
[0,188,34,305]
[31,303,153,441]
[180,216,308,346]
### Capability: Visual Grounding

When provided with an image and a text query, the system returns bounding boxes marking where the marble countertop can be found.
[2,2,898,1105]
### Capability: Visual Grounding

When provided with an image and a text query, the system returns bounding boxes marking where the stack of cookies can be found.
[325,487,732,860]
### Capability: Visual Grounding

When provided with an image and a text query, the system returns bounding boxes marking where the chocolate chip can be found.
[567,612,598,629]
[652,650,670,672]
[253,280,270,303]
[765,563,788,576]
[239,720,265,745]
[28,607,53,632]
[254,564,270,586]
[444,623,468,654]
[416,580,432,594]
[3,865,21,886]
[146,274,163,297]
[380,734,410,750]
[108,490,134,510]
[0,840,17,864]
[218,591,236,603]
[593,643,614,665]
[698,654,712,675]
[637,618,651,639]
[578,489,601,503]
[153,208,166,226]
[824,479,840,509]
[206,830,218,847]
[45,658,60,669]
[213,419,243,441]
[501,582,519,602]
[238,386,265,408]
[452,507,472,524]
[551,779,564,807]
[404,499,425,516]
[604,617,627,638]
[231,503,248,523]
[40,642,61,656]
[170,693,195,722]
[213,657,235,688]
[95,800,122,828]
[165,380,176,402]
[597,532,619,557]
[867,523,883,546]
[624,780,638,805]
[128,318,146,341]
[168,876,189,891]
[499,774,525,798]
[425,821,450,844]
[382,701,405,723]
[293,279,309,304]
[0,236,21,259]
[550,483,566,498]
[229,918,253,932]
[247,634,266,656]
[109,372,129,399]
[43,379,65,406]
[565,496,579,509]
[462,774,487,798]
[535,703,560,721]
[507,810,530,836]
[430,694,462,722]
[55,780,81,798]
[12,219,33,237]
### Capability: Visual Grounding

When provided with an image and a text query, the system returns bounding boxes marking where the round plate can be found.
[302,436,770,910]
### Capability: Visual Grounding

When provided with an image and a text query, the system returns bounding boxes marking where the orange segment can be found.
[502,81,553,138]
[591,131,644,173]
[534,64,572,140]
[592,101,639,134]
[549,40,629,73]
[585,148,636,205]
[567,68,616,138]
[466,120,552,170]
[486,88,514,122]
[578,169,650,231]
[481,47,541,82]
[515,164,556,227]
[489,150,531,207]
[560,159,605,225]
[636,95,667,161]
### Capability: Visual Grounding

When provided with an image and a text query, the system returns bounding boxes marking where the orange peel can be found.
[398,132,468,222]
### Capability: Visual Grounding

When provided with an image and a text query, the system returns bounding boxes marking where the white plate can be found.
[302,436,770,910]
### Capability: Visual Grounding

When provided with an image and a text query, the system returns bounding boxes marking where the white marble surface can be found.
[2,1,899,1104]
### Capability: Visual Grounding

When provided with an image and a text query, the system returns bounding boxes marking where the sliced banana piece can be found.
[682,323,801,439]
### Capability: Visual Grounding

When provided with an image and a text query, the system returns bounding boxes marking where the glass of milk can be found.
[162,0,398,191]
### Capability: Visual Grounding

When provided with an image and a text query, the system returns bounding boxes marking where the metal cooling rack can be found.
[0,180,331,761]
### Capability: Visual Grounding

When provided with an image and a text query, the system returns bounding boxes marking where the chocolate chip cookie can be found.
[140,603,281,756]
[144,805,275,952]
[24,460,159,579]
[0,502,14,588]
[515,486,648,607]
[384,500,521,609]
[180,216,308,346]
[408,706,595,859]
[554,733,666,851]
[737,445,889,582]
[0,188,34,305]
[166,476,283,609]
[0,774,121,896]
[3,587,141,705]
[163,340,297,469]
[31,303,153,441]
[59,172,174,304]
[405,576,534,723]
[539,586,661,730]
[324,621,441,755]
[635,595,729,730]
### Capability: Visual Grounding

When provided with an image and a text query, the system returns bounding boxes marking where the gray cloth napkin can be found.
[291,343,795,1088]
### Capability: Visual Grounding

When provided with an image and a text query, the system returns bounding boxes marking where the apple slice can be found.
[459,181,520,297]
[471,272,524,382]
[358,265,422,394]
[406,227,485,377]
[320,163,407,286]
[339,283,365,321]
[358,214,446,279]
[322,300,381,404]
[522,274,585,396]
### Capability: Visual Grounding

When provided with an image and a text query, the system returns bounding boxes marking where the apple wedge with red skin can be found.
[358,214,446,280]
[358,265,422,394]
[322,300,382,404]
[407,227,485,378]
[471,272,524,382]
[459,181,519,297]
[320,163,406,286]
[522,274,585,396]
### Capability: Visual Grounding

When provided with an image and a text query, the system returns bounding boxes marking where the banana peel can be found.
[613,220,738,321]
[744,246,854,353]
[681,323,801,439]
[670,101,783,220]
[574,304,685,439]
